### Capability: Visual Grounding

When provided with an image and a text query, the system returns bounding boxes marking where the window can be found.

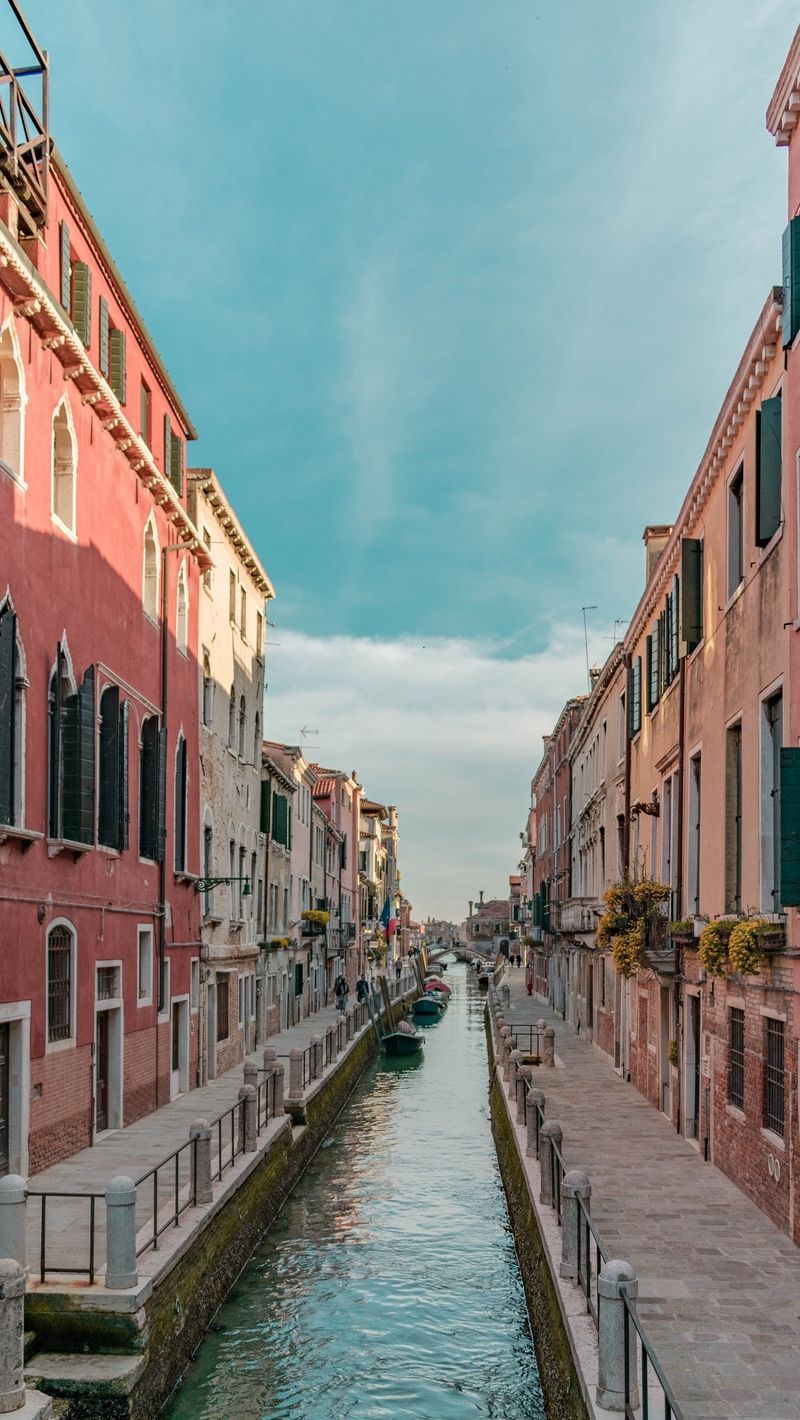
[240,587,246,639]
[282,886,289,932]
[728,466,744,596]
[217,976,229,1041]
[140,380,151,448]
[137,928,153,1003]
[202,528,212,592]
[761,690,783,911]
[763,1017,785,1137]
[629,657,641,737]
[253,711,260,766]
[229,570,236,624]
[728,1008,744,1110]
[256,611,263,658]
[0,599,25,827]
[47,923,74,1043]
[202,655,214,729]
[228,687,236,749]
[0,321,25,482]
[618,691,626,761]
[191,958,199,1010]
[725,724,743,913]
[238,696,246,759]
[688,753,701,916]
[143,517,159,621]
[229,837,236,919]
[139,716,163,861]
[756,395,782,546]
[52,399,77,533]
[174,735,187,872]
[239,844,247,919]
[681,538,703,652]
[48,648,94,845]
[238,975,245,1028]
[646,620,660,712]
[99,295,109,378]
[98,686,129,851]
[176,566,188,654]
[109,324,126,404]
[203,816,213,915]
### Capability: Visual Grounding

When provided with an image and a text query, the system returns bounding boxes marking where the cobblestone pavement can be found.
[502,969,800,1420]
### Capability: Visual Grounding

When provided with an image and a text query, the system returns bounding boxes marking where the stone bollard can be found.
[504,1037,517,1083]
[597,1260,639,1411]
[243,1060,259,1093]
[508,1049,522,1101]
[0,1258,24,1413]
[527,1088,545,1158]
[0,1179,26,1274]
[189,1119,213,1205]
[500,982,510,1009]
[516,1065,532,1125]
[539,1121,563,1208]
[105,1176,138,1290]
[238,1085,257,1153]
[337,1017,346,1053]
[560,1170,591,1281]
[310,1036,322,1081]
[262,1045,277,1072]
[543,1025,556,1068]
[346,1007,354,1042]
[330,1024,338,1061]
[273,1062,285,1117]
[288,1048,304,1099]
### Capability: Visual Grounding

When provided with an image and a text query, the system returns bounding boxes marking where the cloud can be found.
[263,625,589,921]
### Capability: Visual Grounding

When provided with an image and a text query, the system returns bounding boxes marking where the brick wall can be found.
[29,1045,92,1174]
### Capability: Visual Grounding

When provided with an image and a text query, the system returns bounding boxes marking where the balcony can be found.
[554,898,597,935]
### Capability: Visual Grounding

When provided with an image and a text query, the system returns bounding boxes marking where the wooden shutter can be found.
[174,737,187,871]
[163,413,172,477]
[109,328,126,404]
[783,219,800,348]
[645,635,653,714]
[71,262,91,347]
[756,397,782,546]
[288,801,293,851]
[99,296,109,377]
[260,779,271,833]
[779,748,800,905]
[170,433,183,496]
[98,685,120,848]
[118,698,129,850]
[59,222,71,310]
[629,657,641,737]
[156,725,168,861]
[0,606,16,825]
[533,890,542,927]
[680,538,703,652]
[62,667,94,845]
[669,577,680,679]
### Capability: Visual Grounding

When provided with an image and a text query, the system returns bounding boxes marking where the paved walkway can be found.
[502,971,800,1420]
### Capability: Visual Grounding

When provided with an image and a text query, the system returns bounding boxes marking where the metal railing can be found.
[623,1289,683,1420]
[27,1188,104,1285]
[513,1025,544,1058]
[134,1137,198,1257]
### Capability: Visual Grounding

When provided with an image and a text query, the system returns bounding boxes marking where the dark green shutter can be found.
[71,262,91,347]
[680,538,703,651]
[118,698,129,850]
[109,328,126,404]
[288,801,293,851]
[629,657,641,737]
[174,736,187,871]
[756,397,782,546]
[155,726,168,861]
[650,620,660,707]
[0,606,16,824]
[59,222,71,310]
[170,433,183,496]
[783,219,800,348]
[533,891,542,927]
[139,718,159,859]
[163,414,172,478]
[98,297,109,378]
[779,748,800,905]
[260,779,271,833]
[62,667,94,845]
[98,685,119,848]
[645,635,653,713]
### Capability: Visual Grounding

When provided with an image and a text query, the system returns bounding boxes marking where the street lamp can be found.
[193,876,251,896]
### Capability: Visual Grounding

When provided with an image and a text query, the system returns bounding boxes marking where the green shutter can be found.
[533,890,542,927]
[629,657,641,737]
[273,790,288,846]
[260,779,271,833]
[779,748,800,905]
[98,297,109,378]
[680,538,703,651]
[71,262,91,347]
[163,413,172,477]
[59,222,71,310]
[170,432,183,496]
[783,219,800,348]
[756,396,782,546]
[109,327,126,404]
[62,667,95,845]
[118,698,129,850]
[645,635,653,713]
[0,606,16,825]
[156,726,168,861]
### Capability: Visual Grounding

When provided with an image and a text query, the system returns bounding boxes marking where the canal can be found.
[165,963,545,1419]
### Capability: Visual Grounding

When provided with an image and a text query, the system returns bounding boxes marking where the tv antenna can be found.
[581,605,597,691]
[300,725,319,750]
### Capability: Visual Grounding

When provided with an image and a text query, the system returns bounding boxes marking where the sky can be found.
[19,0,799,919]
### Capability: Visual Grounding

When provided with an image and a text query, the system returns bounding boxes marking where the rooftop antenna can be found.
[300,725,319,752]
[581,605,597,692]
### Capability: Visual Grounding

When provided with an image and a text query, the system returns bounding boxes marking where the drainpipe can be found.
[622,653,632,877]
[157,547,186,1020]
[674,655,687,1136]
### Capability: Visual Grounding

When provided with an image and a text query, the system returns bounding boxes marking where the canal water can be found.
[165,963,545,1419]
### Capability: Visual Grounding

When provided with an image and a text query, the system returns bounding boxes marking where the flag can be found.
[380,895,398,938]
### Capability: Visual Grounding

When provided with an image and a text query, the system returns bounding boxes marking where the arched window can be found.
[174,733,187,871]
[143,517,159,621]
[202,655,214,729]
[48,642,94,845]
[0,321,26,483]
[47,921,75,1043]
[176,565,188,653]
[139,716,163,860]
[253,710,260,767]
[202,808,214,915]
[228,687,236,749]
[0,596,26,827]
[52,398,77,533]
[98,685,129,850]
[238,696,246,759]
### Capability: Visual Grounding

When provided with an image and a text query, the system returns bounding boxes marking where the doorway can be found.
[95,1012,109,1133]
[659,986,671,1117]
[170,998,189,1099]
[94,1006,122,1136]
[206,983,217,1081]
[0,1025,8,1175]
[685,993,701,1141]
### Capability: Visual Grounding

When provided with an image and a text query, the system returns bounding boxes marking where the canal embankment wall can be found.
[20,984,418,1420]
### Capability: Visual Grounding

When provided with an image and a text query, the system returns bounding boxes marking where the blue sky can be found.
[21,0,798,917]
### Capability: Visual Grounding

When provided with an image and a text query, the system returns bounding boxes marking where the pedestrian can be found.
[526,970,533,998]
[334,974,349,1014]
[356,974,369,1002]
[395,958,402,982]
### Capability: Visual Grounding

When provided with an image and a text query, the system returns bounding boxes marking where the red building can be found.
[0,13,208,1174]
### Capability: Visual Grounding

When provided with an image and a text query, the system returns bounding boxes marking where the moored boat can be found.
[382,1026,424,1057]
[413,995,443,1018]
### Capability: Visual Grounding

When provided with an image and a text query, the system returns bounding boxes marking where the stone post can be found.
[508,1049,521,1100]
[243,1060,259,1093]
[543,1025,556,1067]
[338,1017,346,1052]
[527,1088,545,1158]
[597,1260,639,1411]
[560,1169,591,1281]
[273,1062,285,1117]
[539,1121,563,1208]
[310,1036,322,1081]
[330,1024,338,1061]
[288,1048,304,1099]
[238,1085,257,1153]
[262,1045,277,1072]
[500,982,510,1009]
[105,1176,138,1290]
[516,1065,532,1125]
[0,1179,26,1274]
[0,1258,24,1413]
[189,1119,213,1205]
[346,1007,354,1042]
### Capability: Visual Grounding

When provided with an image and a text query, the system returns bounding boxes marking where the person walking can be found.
[356,974,370,1003]
[334,974,349,1014]
[395,958,402,983]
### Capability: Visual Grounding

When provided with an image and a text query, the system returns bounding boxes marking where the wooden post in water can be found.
[378,974,395,1032]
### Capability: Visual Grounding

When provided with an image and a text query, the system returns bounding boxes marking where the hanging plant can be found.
[596,877,671,973]
[301,909,329,926]
[269,936,290,949]
[667,1038,679,1067]
[728,919,767,976]
[612,921,645,979]
[697,920,732,977]
[668,917,694,938]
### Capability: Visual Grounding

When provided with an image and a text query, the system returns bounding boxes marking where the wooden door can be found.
[96,1013,109,1133]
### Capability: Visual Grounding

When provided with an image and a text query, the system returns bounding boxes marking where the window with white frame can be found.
[47,922,75,1043]
[238,974,245,1027]
[728,465,744,597]
[761,689,783,911]
[0,596,26,828]
[143,516,159,621]
[190,958,199,1010]
[176,565,188,654]
[688,753,701,916]
[138,927,153,1003]
[51,398,76,533]
[0,320,25,482]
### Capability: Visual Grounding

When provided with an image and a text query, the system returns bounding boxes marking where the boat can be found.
[413,995,443,1018]
[382,1021,424,1057]
[424,977,451,995]
[423,988,449,1008]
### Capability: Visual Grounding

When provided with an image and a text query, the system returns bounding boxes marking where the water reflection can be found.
[166,964,545,1419]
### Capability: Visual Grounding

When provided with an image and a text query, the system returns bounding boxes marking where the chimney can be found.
[643,525,672,584]
[589,664,601,690]
[479,890,485,906]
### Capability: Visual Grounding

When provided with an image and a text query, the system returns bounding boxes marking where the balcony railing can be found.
[554,898,598,935]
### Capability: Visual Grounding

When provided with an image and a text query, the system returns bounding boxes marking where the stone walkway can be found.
[25,971,414,1279]
[503,970,800,1420]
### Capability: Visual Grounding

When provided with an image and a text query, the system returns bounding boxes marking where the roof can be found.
[360,799,387,816]
[766,25,800,143]
[312,778,337,799]
[187,468,274,598]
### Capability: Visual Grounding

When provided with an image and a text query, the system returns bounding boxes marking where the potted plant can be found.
[301,909,329,937]
[595,877,672,978]
[697,918,735,977]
